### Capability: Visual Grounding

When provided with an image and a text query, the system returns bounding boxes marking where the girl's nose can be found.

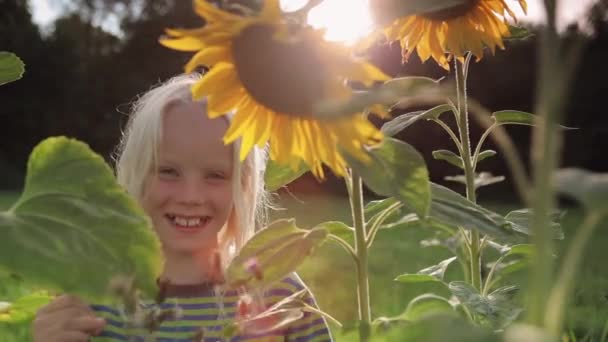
[177,177,207,206]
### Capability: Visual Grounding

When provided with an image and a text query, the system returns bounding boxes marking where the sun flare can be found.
[281,0,373,44]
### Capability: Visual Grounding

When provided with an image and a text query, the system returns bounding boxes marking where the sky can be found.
[30,0,599,42]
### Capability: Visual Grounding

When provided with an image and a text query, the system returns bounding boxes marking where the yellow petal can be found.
[159,36,206,51]
[224,99,258,143]
[194,0,242,22]
[191,63,236,100]
[260,0,281,21]
[185,46,232,73]
[208,87,243,116]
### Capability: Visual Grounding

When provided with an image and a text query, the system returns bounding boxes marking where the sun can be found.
[281,0,373,45]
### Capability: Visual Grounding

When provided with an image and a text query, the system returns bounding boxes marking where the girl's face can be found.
[141,101,234,256]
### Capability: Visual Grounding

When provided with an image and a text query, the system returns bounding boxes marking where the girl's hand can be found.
[32,294,106,342]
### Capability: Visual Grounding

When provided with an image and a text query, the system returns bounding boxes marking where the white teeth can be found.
[187,218,200,227]
[170,215,206,228]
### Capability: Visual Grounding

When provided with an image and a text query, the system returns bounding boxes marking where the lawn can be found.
[1,189,607,340]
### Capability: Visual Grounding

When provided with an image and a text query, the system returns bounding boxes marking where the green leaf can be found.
[378,213,420,231]
[0,292,51,323]
[381,104,452,137]
[445,172,505,190]
[265,159,308,191]
[345,138,431,218]
[0,137,162,299]
[503,244,534,258]
[554,168,608,214]
[402,294,455,321]
[314,221,354,244]
[497,259,529,278]
[493,110,537,126]
[0,52,25,86]
[506,25,534,41]
[432,150,463,169]
[395,257,455,286]
[418,256,457,280]
[365,197,399,217]
[504,208,564,239]
[314,77,440,119]
[449,281,522,329]
[476,150,497,163]
[493,110,575,129]
[369,0,472,25]
[395,274,443,284]
[429,183,512,238]
[226,219,327,288]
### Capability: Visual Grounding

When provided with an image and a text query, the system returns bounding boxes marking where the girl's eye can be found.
[207,171,227,180]
[158,167,178,177]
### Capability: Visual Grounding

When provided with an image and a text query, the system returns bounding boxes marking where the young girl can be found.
[32,74,332,341]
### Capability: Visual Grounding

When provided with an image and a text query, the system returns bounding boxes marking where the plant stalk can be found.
[349,170,371,341]
[455,55,482,292]
[528,0,564,325]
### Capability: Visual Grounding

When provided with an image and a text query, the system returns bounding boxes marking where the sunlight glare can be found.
[281,0,373,45]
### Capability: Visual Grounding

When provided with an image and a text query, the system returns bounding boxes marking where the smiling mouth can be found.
[165,214,211,231]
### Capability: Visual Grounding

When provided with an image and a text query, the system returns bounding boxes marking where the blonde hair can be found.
[114,73,269,260]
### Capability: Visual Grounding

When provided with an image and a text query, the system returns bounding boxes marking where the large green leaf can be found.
[264,159,308,191]
[0,137,162,299]
[226,219,327,288]
[315,77,439,119]
[364,184,512,238]
[504,208,564,239]
[449,281,522,329]
[0,52,24,86]
[0,292,51,323]
[381,104,452,137]
[429,183,513,238]
[345,138,431,218]
[554,168,608,214]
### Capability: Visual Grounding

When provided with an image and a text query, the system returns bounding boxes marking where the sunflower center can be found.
[232,24,329,116]
[421,0,479,21]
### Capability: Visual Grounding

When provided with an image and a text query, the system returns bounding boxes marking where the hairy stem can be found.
[455,56,482,292]
[349,171,371,341]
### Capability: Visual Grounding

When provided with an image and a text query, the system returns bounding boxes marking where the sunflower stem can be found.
[348,170,371,341]
[455,55,482,295]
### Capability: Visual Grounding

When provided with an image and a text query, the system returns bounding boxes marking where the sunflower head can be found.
[379,0,528,69]
[160,0,389,178]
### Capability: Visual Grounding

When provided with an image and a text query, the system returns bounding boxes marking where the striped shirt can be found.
[90,273,332,342]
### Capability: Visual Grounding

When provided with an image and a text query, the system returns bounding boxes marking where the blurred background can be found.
[1,0,608,338]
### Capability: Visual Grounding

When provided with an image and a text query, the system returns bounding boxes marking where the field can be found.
[1,189,607,340]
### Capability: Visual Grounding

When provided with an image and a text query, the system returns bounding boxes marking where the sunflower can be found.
[160,0,389,178]
[382,0,527,69]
